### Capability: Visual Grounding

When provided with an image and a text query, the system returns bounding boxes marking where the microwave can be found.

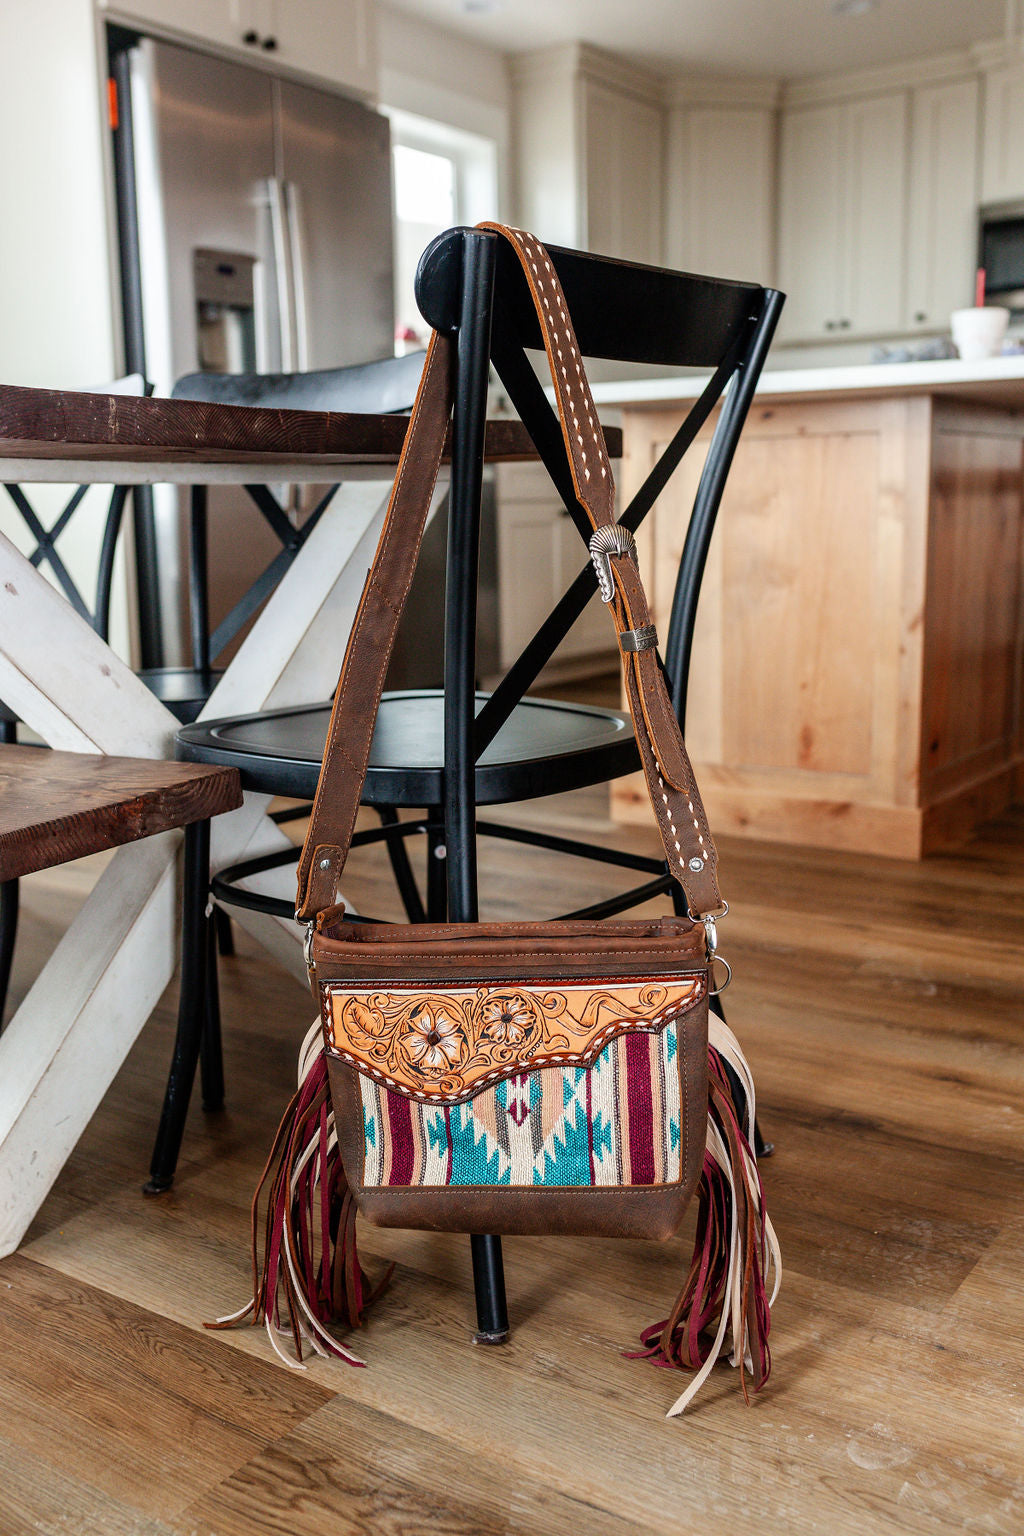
[980,203,1024,314]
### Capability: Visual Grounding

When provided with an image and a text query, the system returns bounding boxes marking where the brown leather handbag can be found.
[215,225,779,1417]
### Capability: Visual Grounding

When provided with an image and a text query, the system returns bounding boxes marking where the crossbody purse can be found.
[214,225,780,1417]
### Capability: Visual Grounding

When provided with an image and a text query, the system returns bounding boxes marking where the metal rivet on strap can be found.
[318,857,331,870]
[688,856,705,872]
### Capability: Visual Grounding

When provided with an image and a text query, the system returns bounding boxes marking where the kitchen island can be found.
[592,357,1024,857]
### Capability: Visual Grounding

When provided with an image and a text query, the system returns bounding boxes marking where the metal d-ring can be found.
[709,953,732,995]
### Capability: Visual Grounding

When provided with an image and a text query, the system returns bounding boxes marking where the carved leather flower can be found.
[479,992,536,1048]
[401,1005,465,1076]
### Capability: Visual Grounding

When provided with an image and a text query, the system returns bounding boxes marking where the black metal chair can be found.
[153,227,783,1344]
[142,351,428,723]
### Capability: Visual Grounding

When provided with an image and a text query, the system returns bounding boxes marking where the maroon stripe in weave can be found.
[385,1089,415,1187]
[624,1032,656,1185]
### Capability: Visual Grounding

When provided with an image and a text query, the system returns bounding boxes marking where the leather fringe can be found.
[205,1020,391,1368]
[629,1015,782,1416]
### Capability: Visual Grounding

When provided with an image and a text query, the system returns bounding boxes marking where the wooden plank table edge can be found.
[0,383,622,465]
[0,747,242,883]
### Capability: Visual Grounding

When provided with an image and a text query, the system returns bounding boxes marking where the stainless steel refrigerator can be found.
[124,36,396,663]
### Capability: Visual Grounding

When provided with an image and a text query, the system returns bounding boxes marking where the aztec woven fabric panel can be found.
[321,973,705,1190]
[358,1023,686,1189]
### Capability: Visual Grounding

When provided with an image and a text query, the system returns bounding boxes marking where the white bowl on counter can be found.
[951,306,1010,360]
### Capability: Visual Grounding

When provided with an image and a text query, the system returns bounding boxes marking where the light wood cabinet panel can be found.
[665,106,775,285]
[905,78,979,331]
[614,393,1024,858]
[921,414,1024,801]
[981,58,1024,204]
[777,92,908,342]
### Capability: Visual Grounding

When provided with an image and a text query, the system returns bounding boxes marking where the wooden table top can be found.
[0,382,621,475]
[0,745,242,882]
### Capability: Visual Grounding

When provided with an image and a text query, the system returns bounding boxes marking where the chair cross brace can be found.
[471,318,755,760]
[188,480,342,668]
[2,482,130,636]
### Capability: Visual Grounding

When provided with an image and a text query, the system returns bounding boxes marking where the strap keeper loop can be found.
[620,623,658,653]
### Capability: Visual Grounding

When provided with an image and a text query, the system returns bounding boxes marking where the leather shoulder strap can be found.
[295,224,723,922]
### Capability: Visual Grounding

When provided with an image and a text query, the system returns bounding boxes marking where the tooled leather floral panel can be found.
[320,973,705,1104]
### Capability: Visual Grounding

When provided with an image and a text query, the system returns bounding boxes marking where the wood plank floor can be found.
[2,792,1022,1535]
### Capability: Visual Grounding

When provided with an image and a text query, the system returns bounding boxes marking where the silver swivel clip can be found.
[703,911,732,995]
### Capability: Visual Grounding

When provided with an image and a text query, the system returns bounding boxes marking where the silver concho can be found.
[588,524,638,604]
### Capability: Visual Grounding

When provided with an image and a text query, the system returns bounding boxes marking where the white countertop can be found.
[589,352,1024,410]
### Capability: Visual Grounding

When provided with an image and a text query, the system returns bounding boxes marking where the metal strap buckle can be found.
[588,524,638,604]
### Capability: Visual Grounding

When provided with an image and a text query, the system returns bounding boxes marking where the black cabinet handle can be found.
[839,318,851,329]
[915,310,927,323]
[262,35,278,50]
[242,29,259,44]
[824,319,837,331]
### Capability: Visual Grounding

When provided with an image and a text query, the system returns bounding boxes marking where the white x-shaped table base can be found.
[0,473,445,1255]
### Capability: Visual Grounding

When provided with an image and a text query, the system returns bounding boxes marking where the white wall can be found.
[376,2,511,215]
[0,0,135,663]
[0,0,119,387]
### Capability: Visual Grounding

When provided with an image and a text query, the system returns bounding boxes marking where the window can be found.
[385,109,499,351]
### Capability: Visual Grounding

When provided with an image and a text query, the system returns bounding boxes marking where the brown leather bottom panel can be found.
[326,1002,708,1242]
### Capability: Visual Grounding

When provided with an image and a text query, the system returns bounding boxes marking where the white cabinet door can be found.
[777,91,908,342]
[906,77,979,331]
[259,0,376,97]
[981,59,1024,204]
[102,0,376,95]
[100,0,257,53]
[496,466,612,671]
[665,106,776,285]
[583,82,663,265]
[842,91,907,335]
[777,104,844,341]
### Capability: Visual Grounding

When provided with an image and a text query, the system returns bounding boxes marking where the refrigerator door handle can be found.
[283,179,310,374]
[266,174,296,373]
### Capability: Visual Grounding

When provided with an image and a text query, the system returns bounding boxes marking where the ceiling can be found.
[389,0,1012,81]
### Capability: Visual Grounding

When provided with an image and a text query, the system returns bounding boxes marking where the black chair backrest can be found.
[171,351,426,415]
[166,353,427,673]
[412,226,784,924]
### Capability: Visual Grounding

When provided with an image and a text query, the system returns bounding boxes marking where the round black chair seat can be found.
[139,666,225,725]
[176,689,641,806]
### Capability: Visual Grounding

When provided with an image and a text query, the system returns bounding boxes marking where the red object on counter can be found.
[976,267,986,308]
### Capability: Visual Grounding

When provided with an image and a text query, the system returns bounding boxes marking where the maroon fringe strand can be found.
[206,1044,391,1365]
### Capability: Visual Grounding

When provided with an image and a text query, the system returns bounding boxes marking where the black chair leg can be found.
[200,909,225,1110]
[425,817,448,922]
[0,715,18,1027]
[214,904,235,956]
[379,806,426,924]
[0,877,19,1029]
[710,992,774,1158]
[471,1232,509,1344]
[145,818,210,1194]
